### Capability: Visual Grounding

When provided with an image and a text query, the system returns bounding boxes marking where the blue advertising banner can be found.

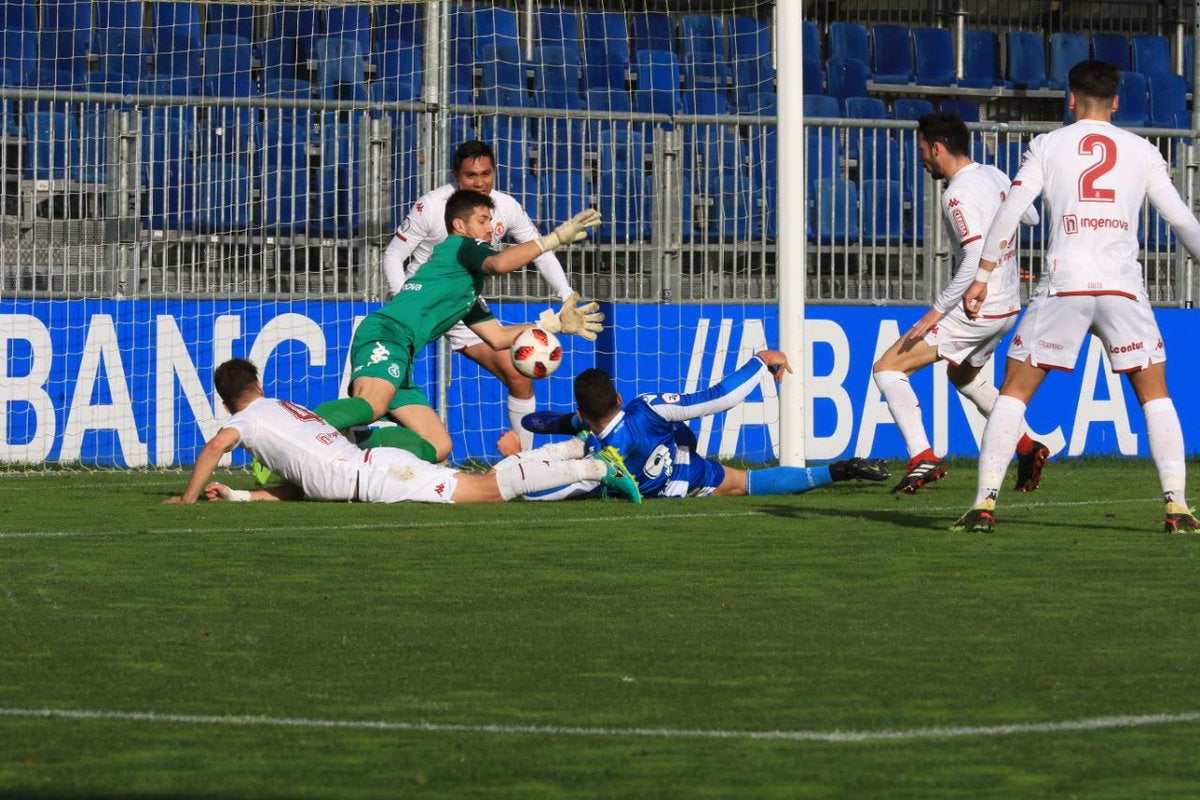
[1,299,1196,466]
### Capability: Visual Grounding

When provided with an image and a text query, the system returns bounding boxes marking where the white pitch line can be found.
[1,706,1198,744]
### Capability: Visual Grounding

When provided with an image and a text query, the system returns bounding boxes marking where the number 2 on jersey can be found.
[1077,133,1116,203]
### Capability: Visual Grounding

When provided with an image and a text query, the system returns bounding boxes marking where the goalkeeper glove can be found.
[537,292,604,341]
[537,208,602,253]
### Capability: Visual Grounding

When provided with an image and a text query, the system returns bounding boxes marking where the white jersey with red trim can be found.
[981,119,1200,298]
[936,162,1021,319]
[383,183,573,300]
[223,396,362,501]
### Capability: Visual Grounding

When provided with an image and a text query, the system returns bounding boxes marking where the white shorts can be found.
[446,321,482,352]
[356,447,460,503]
[923,308,1017,368]
[1007,287,1164,372]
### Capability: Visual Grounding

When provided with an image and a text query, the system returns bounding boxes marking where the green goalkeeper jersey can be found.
[375,235,497,344]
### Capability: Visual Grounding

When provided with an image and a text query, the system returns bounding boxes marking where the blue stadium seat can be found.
[140,113,194,230]
[801,56,823,96]
[844,95,886,159]
[1048,32,1088,90]
[443,2,474,104]
[803,94,840,118]
[271,5,322,64]
[809,177,858,244]
[535,45,583,109]
[742,91,775,115]
[473,4,521,64]
[1113,70,1148,126]
[139,72,200,99]
[597,128,650,243]
[1148,72,1186,128]
[683,85,728,115]
[870,24,913,84]
[0,68,17,136]
[324,5,372,56]
[154,39,202,85]
[311,121,362,236]
[961,29,1008,88]
[987,139,1026,177]
[1132,34,1170,78]
[95,29,145,81]
[206,4,254,41]
[264,77,313,135]
[747,125,776,238]
[77,108,110,183]
[383,106,421,230]
[912,27,955,86]
[478,115,531,183]
[536,7,581,65]
[203,34,255,98]
[374,38,423,101]
[858,137,902,182]
[701,170,755,241]
[478,43,529,108]
[631,11,675,55]
[803,19,820,61]
[22,111,81,180]
[152,2,202,52]
[828,22,868,64]
[0,30,38,87]
[40,0,96,79]
[728,16,775,98]
[314,37,367,102]
[860,179,904,243]
[891,97,934,120]
[1006,30,1047,89]
[825,57,868,102]
[806,127,841,190]
[23,68,75,113]
[258,36,297,84]
[540,169,592,230]
[2,0,36,30]
[258,122,309,232]
[96,0,144,33]
[82,69,134,104]
[1091,33,1130,71]
[633,49,680,117]
[192,161,250,232]
[680,14,730,88]
[582,11,629,93]
[378,3,422,47]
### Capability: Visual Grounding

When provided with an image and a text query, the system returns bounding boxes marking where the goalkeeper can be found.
[315,189,603,462]
[503,350,892,500]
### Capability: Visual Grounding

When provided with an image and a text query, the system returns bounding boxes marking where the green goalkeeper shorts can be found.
[348,315,431,410]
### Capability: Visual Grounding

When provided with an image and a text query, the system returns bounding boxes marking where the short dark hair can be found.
[574,367,621,421]
[444,189,494,232]
[214,358,258,408]
[1069,59,1120,100]
[917,111,970,157]
[452,140,496,172]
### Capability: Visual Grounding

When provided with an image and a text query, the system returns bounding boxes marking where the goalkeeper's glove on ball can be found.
[537,292,604,341]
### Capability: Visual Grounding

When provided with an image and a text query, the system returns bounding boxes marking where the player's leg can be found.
[315,376,393,429]
[459,339,537,451]
[351,425,438,463]
[736,458,891,497]
[463,455,613,502]
[316,319,413,430]
[389,403,453,462]
[873,334,945,494]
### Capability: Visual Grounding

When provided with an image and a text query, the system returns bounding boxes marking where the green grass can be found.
[3,458,1200,798]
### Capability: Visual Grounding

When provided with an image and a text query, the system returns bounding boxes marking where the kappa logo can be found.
[947,198,962,207]
[434,482,446,496]
[414,202,424,213]
[1013,334,1024,347]
[369,342,391,364]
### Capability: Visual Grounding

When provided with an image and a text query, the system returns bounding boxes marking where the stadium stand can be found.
[870,24,913,84]
[960,28,1008,88]
[1113,70,1149,126]
[1091,32,1131,70]
[1006,30,1048,89]
[912,27,955,86]
[1048,32,1088,90]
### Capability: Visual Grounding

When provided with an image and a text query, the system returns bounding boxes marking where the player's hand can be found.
[963,281,988,319]
[903,308,943,344]
[538,209,601,252]
[756,349,793,382]
[205,481,232,501]
[162,495,190,504]
[538,292,604,340]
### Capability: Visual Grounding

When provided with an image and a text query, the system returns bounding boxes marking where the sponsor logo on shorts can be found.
[1110,341,1144,354]
[1062,214,1129,234]
[1037,339,1064,351]
[370,342,390,363]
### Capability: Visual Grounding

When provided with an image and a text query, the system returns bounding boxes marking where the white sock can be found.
[507,395,537,450]
[497,436,585,465]
[874,370,930,458]
[1144,397,1188,507]
[975,394,1025,506]
[493,457,606,500]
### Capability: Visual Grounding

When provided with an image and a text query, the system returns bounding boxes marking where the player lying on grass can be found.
[313,189,604,464]
[164,358,641,505]
[498,350,891,500]
[872,110,1048,496]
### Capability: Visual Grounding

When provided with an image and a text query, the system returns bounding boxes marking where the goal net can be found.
[0,0,787,470]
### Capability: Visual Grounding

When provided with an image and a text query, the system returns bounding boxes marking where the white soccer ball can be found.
[510,327,563,379]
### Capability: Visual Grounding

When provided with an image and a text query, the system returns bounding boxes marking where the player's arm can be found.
[382,209,431,296]
[647,354,775,423]
[929,190,992,324]
[163,427,243,503]
[468,318,534,351]
[968,177,1042,317]
[504,203,575,300]
[480,209,602,276]
[1146,165,1200,258]
[203,480,303,502]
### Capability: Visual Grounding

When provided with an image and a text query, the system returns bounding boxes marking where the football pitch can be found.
[3,458,1200,798]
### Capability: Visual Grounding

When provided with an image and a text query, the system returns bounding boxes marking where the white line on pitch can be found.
[2,706,1198,744]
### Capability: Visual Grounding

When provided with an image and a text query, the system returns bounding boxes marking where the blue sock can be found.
[746,466,833,495]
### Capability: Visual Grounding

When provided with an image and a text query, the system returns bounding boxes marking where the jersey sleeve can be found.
[456,237,498,274]
[461,297,495,327]
[1145,155,1200,259]
[382,205,434,295]
[934,182,991,314]
[981,142,1044,264]
[501,197,574,299]
[641,356,767,423]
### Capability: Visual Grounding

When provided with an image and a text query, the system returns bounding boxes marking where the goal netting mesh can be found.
[0,0,786,470]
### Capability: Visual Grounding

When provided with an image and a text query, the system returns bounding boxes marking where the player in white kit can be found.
[873,111,1048,495]
[954,59,1200,533]
[164,359,641,505]
[383,140,579,451]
